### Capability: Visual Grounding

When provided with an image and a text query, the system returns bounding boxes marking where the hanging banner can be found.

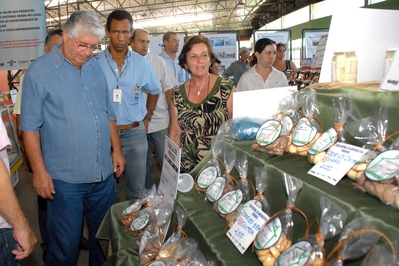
[0,0,46,71]
[254,30,290,60]
[201,33,237,75]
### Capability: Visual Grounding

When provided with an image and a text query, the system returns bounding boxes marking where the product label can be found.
[206,177,225,202]
[122,201,142,215]
[148,261,166,266]
[365,150,399,181]
[233,200,263,224]
[197,166,218,188]
[292,118,318,146]
[275,241,312,266]
[139,230,151,254]
[281,116,294,135]
[130,213,150,231]
[255,120,282,146]
[254,217,282,249]
[218,189,243,214]
[308,128,337,154]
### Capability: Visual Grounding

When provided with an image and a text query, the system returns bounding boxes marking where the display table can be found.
[96,84,399,265]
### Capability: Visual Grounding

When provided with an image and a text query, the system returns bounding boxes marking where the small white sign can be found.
[157,136,181,202]
[379,44,399,91]
[227,202,268,254]
[307,142,368,186]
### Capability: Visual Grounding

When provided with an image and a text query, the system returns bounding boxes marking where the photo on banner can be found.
[254,30,291,60]
[0,0,46,71]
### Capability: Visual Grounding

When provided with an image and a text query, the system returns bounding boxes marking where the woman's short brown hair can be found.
[178,35,213,70]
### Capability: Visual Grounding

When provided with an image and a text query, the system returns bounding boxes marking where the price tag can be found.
[308,142,368,185]
[227,202,268,254]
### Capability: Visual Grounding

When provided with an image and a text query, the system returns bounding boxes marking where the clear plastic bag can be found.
[326,217,381,266]
[308,96,354,164]
[121,185,155,226]
[277,196,347,266]
[361,241,397,266]
[187,249,209,266]
[255,174,304,265]
[288,88,322,156]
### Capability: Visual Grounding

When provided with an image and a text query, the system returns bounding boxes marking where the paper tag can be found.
[197,166,218,188]
[254,216,282,249]
[233,200,262,224]
[308,128,337,154]
[255,120,282,146]
[292,118,318,146]
[122,201,142,215]
[139,230,151,254]
[218,189,243,214]
[130,213,150,231]
[206,177,225,202]
[275,241,312,266]
[365,150,399,181]
[227,202,268,254]
[308,142,368,185]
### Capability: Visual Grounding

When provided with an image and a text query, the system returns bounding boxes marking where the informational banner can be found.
[254,30,290,60]
[0,0,46,71]
[149,34,186,56]
[303,30,329,59]
[202,33,237,74]
[157,136,181,202]
[310,34,328,68]
[379,44,399,91]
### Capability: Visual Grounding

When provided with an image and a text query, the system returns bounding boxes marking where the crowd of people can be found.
[4,8,293,266]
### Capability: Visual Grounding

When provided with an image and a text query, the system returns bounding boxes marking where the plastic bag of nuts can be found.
[252,91,302,156]
[206,145,236,203]
[345,105,389,180]
[276,196,347,266]
[325,217,382,266]
[254,174,304,266]
[214,153,250,223]
[195,136,224,193]
[229,166,271,228]
[151,238,198,266]
[354,150,399,208]
[288,88,322,156]
[308,96,354,164]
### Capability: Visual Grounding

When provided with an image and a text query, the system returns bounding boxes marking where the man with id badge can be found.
[97,9,161,201]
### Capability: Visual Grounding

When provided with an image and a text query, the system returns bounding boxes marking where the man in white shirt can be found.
[130,29,178,189]
[159,31,190,85]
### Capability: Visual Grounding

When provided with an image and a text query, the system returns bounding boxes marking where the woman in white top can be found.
[237,38,288,91]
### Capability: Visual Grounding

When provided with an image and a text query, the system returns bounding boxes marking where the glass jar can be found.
[331,51,357,84]
[383,48,396,77]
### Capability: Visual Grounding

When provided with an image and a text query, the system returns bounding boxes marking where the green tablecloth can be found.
[96,86,399,265]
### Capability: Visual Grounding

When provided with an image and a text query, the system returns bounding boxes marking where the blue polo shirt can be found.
[97,48,161,125]
[159,50,190,85]
[20,43,116,183]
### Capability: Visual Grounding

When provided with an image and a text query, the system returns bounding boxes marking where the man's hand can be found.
[112,150,125,178]
[143,117,150,134]
[32,171,55,200]
[12,225,37,260]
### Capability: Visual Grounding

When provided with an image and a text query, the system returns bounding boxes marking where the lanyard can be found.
[105,52,130,88]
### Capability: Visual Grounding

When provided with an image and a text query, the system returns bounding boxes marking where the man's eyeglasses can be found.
[73,37,99,52]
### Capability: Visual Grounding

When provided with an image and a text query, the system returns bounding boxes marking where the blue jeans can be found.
[145,128,168,189]
[46,176,114,266]
[116,122,148,200]
[0,228,20,266]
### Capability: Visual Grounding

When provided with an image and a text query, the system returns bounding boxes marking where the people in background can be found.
[159,32,190,85]
[129,29,178,189]
[0,119,36,265]
[20,10,125,265]
[273,43,297,73]
[222,46,250,84]
[237,38,288,91]
[169,35,236,173]
[97,10,160,201]
[209,57,221,75]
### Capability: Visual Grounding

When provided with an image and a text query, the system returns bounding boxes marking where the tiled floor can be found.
[15,156,161,266]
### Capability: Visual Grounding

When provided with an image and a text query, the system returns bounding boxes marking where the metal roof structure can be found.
[45,0,323,40]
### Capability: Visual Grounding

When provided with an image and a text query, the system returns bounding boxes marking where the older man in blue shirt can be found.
[20,10,125,266]
[97,10,161,201]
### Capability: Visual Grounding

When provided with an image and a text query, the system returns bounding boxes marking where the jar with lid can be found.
[331,51,357,84]
[383,48,396,77]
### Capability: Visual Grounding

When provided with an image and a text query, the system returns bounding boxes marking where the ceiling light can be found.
[135,13,213,28]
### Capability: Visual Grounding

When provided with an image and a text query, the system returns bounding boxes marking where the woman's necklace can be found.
[189,75,210,97]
